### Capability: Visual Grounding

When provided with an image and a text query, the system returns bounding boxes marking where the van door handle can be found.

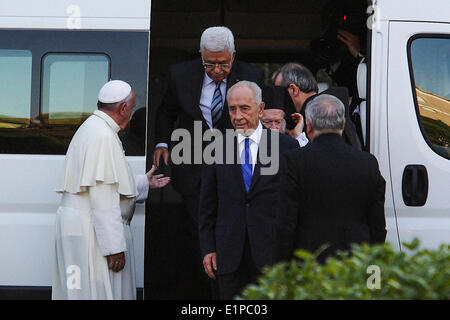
[402,165,428,206]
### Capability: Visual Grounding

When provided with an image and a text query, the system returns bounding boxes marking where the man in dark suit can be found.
[275,94,386,264]
[152,26,264,298]
[275,62,362,150]
[199,81,299,299]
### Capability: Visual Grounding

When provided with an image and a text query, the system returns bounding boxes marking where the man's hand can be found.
[203,252,217,280]
[289,113,304,139]
[337,29,360,58]
[152,147,169,168]
[107,252,125,272]
[146,165,171,189]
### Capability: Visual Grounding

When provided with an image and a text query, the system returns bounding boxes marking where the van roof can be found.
[0,0,150,30]
[375,0,450,23]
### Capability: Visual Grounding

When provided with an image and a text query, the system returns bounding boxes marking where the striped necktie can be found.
[241,138,252,193]
[211,81,223,128]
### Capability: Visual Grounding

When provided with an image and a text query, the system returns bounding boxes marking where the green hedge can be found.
[239,239,449,300]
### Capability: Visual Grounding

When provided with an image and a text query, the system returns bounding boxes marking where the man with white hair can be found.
[275,94,386,263]
[152,26,264,299]
[52,80,170,299]
[199,81,298,299]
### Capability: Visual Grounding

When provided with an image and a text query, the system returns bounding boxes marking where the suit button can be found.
[246,203,250,208]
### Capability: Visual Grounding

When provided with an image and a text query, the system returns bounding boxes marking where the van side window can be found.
[41,54,109,127]
[0,50,32,152]
[409,37,450,159]
[39,54,110,154]
[0,30,148,156]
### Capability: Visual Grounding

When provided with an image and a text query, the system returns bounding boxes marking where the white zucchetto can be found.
[98,80,132,103]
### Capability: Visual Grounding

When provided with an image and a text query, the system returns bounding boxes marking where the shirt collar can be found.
[203,72,227,87]
[93,110,121,133]
[237,121,263,145]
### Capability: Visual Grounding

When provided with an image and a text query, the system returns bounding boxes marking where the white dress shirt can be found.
[296,132,309,147]
[237,122,263,173]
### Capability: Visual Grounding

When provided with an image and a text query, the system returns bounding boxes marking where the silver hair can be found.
[226,80,262,105]
[305,94,345,132]
[278,62,318,93]
[200,26,235,55]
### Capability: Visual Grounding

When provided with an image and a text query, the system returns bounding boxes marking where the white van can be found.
[0,0,448,299]
[0,0,150,298]
[359,0,450,250]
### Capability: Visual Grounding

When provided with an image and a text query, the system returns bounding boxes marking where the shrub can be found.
[239,239,449,300]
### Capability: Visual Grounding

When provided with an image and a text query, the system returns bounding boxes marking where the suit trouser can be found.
[182,194,220,299]
[217,230,260,300]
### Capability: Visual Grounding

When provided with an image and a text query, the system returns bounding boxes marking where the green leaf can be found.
[402,238,421,251]
[294,249,314,260]
[239,240,450,300]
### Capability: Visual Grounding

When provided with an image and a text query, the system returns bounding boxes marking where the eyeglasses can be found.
[262,119,283,127]
[202,58,232,70]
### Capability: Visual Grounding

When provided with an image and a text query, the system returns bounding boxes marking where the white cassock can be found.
[52,110,149,300]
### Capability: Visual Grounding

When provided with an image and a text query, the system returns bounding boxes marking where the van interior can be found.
[145,0,370,299]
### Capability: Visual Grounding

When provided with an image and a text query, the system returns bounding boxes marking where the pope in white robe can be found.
[52,80,170,300]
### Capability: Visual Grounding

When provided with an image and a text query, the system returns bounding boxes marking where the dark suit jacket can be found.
[155,58,265,195]
[275,133,386,263]
[199,129,299,275]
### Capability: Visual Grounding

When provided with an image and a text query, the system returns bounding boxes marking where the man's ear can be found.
[341,118,346,131]
[118,102,127,115]
[259,101,265,112]
[306,119,314,140]
[258,102,265,118]
[289,84,298,97]
[306,119,312,132]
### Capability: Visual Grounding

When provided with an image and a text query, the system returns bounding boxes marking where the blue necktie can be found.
[241,138,252,192]
[211,81,223,128]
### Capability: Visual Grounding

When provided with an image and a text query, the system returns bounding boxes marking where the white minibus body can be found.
[0,0,151,298]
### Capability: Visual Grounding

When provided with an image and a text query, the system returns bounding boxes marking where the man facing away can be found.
[52,80,170,299]
[152,26,264,298]
[275,94,386,264]
[199,81,299,299]
[275,62,362,150]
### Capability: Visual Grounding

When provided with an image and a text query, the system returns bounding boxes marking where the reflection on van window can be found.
[0,50,32,128]
[41,54,109,125]
[0,52,110,155]
[410,37,450,159]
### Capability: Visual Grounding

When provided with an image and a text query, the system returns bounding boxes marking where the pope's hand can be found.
[107,252,125,272]
[146,165,170,189]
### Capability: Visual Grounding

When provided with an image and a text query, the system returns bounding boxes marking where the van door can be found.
[387,21,450,249]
